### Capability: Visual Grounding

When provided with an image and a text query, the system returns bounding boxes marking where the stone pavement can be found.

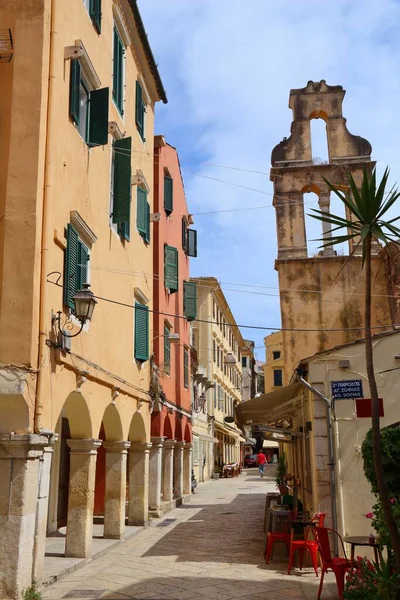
[42,468,338,600]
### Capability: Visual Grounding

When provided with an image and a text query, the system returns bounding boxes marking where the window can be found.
[111,137,132,241]
[214,385,217,408]
[182,218,188,252]
[213,299,216,319]
[242,356,247,368]
[224,392,227,414]
[184,348,189,388]
[64,224,89,310]
[83,0,101,33]
[69,59,109,145]
[112,26,124,115]
[164,245,178,292]
[136,187,150,243]
[182,220,197,257]
[164,324,170,375]
[213,340,216,363]
[134,303,149,361]
[273,350,281,360]
[164,174,173,214]
[135,81,146,141]
[183,281,197,321]
[273,369,283,387]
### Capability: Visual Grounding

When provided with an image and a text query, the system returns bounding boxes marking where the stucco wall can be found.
[308,332,400,540]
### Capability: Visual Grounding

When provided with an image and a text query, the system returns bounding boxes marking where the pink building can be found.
[149,136,197,515]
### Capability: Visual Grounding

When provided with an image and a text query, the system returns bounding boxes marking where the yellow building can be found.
[0,1,166,597]
[263,331,286,393]
[191,277,246,477]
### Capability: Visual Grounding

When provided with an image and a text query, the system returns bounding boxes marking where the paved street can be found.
[43,469,337,600]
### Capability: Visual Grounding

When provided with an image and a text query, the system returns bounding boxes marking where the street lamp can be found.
[51,283,97,348]
[224,353,236,366]
[193,392,207,413]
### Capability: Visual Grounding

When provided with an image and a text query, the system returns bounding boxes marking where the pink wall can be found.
[152,139,192,439]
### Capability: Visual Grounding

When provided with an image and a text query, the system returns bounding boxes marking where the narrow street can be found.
[42,469,336,600]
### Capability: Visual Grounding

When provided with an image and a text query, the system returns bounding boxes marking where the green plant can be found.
[344,556,400,600]
[23,584,42,600]
[276,452,288,486]
[362,427,400,497]
[310,166,400,568]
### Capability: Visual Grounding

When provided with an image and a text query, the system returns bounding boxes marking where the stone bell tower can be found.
[271,81,393,376]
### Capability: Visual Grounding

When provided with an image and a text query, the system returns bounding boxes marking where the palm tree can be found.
[310,167,400,568]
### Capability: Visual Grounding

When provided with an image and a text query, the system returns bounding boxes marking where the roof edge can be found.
[128,0,167,104]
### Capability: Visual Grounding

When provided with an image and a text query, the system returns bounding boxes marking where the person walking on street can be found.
[256,450,267,477]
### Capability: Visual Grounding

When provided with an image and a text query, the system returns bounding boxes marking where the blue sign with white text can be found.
[331,380,363,399]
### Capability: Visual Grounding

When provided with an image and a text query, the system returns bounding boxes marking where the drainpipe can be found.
[34,0,56,434]
[297,375,339,556]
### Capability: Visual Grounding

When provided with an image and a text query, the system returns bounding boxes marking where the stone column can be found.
[318,193,334,256]
[65,438,101,558]
[32,443,57,584]
[103,441,130,540]
[148,437,164,516]
[183,444,192,495]
[0,434,51,600]
[173,442,185,499]
[163,440,175,502]
[128,442,151,526]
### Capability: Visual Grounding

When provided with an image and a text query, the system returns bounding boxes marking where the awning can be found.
[263,440,279,448]
[196,433,219,443]
[214,422,241,439]
[235,382,303,426]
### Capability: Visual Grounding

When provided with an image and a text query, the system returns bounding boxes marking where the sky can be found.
[139,0,400,360]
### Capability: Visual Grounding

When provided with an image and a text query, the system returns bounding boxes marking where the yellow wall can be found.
[263,330,286,393]
[0,0,165,450]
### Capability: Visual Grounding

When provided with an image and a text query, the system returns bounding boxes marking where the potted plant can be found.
[213,465,222,480]
[276,452,289,495]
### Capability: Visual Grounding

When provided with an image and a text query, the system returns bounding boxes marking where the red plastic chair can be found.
[313,526,351,599]
[265,510,299,564]
[287,512,326,576]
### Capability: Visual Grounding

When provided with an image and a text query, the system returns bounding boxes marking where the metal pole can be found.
[297,376,339,556]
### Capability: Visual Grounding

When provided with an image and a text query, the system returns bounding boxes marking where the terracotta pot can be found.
[278,484,288,495]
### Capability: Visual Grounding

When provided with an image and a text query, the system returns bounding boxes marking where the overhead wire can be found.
[47,275,399,334]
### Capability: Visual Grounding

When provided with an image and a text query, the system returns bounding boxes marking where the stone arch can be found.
[128,411,147,442]
[59,391,92,438]
[184,422,192,443]
[301,183,321,196]
[163,413,173,439]
[0,393,29,434]
[309,109,328,123]
[101,404,123,441]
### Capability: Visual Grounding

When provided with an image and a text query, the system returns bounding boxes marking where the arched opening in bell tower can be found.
[310,114,329,164]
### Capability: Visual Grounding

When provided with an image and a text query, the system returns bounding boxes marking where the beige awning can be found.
[263,440,279,448]
[197,433,219,443]
[235,382,303,426]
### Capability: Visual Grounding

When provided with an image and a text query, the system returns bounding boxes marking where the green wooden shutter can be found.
[64,224,79,309]
[164,176,173,214]
[88,87,109,146]
[145,200,150,244]
[136,187,147,236]
[69,59,81,126]
[184,349,189,388]
[182,218,188,252]
[118,220,130,241]
[187,229,197,257]
[164,245,178,292]
[77,241,89,290]
[135,81,144,139]
[90,0,101,33]
[183,281,197,321]
[164,325,170,374]
[113,27,124,114]
[135,303,149,361]
[112,137,131,223]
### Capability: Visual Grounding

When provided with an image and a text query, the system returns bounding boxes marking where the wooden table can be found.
[343,535,380,569]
